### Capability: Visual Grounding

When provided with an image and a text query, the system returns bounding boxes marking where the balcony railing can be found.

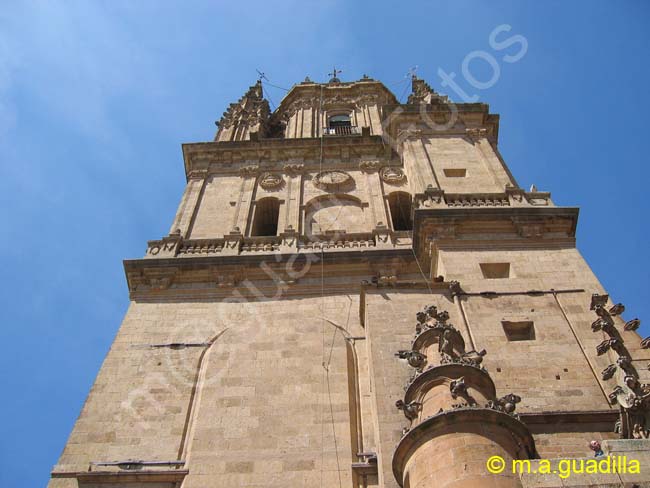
[323,125,361,136]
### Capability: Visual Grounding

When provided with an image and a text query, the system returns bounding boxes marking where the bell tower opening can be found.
[387,192,413,231]
[250,197,280,236]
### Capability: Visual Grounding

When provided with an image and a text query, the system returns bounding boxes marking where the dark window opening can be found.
[480,263,511,279]
[328,114,351,128]
[251,198,280,236]
[388,192,413,231]
[502,321,535,341]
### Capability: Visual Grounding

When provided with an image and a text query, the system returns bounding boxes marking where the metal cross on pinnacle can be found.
[255,69,268,82]
[328,66,342,82]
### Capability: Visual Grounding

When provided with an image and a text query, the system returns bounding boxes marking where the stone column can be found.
[393,305,537,488]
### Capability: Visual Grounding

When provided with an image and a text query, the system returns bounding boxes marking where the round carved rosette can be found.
[312,170,353,191]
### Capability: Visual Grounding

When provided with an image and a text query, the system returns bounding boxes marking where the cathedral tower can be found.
[49,75,650,488]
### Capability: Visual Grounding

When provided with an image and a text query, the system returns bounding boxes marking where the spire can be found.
[407,76,449,105]
[214,80,270,142]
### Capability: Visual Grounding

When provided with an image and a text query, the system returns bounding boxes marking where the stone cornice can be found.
[276,79,399,115]
[182,135,396,180]
[123,249,417,300]
[412,206,580,260]
[381,103,500,144]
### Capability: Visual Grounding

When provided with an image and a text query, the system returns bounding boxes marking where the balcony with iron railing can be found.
[322,125,361,136]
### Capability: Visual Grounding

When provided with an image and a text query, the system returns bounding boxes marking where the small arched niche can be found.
[387,191,413,231]
[304,195,367,236]
[250,197,280,236]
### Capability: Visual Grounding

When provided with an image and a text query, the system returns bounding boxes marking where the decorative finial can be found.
[407,65,419,80]
[328,66,342,83]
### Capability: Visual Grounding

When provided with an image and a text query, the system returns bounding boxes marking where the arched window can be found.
[251,197,280,236]
[387,192,413,231]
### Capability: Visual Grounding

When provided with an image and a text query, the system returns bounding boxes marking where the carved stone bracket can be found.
[359,159,382,172]
[512,217,545,238]
[239,165,260,177]
[465,127,489,143]
[282,163,304,175]
[187,169,209,180]
[137,267,179,292]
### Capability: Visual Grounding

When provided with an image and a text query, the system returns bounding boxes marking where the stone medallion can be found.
[380,166,406,184]
[313,170,353,190]
[258,172,283,190]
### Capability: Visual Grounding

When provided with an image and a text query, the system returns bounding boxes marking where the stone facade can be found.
[49,75,650,488]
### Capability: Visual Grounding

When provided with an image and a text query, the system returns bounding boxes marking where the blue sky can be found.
[1,1,649,486]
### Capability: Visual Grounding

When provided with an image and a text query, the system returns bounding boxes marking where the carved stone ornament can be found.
[380,166,406,184]
[239,165,260,177]
[258,172,283,190]
[313,170,352,190]
[589,293,650,439]
[395,400,421,421]
[359,160,382,172]
[283,163,304,175]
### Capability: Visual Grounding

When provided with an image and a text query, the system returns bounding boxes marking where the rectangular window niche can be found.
[502,321,535,341]
[480,262,511,279]
[443,168,467,177]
